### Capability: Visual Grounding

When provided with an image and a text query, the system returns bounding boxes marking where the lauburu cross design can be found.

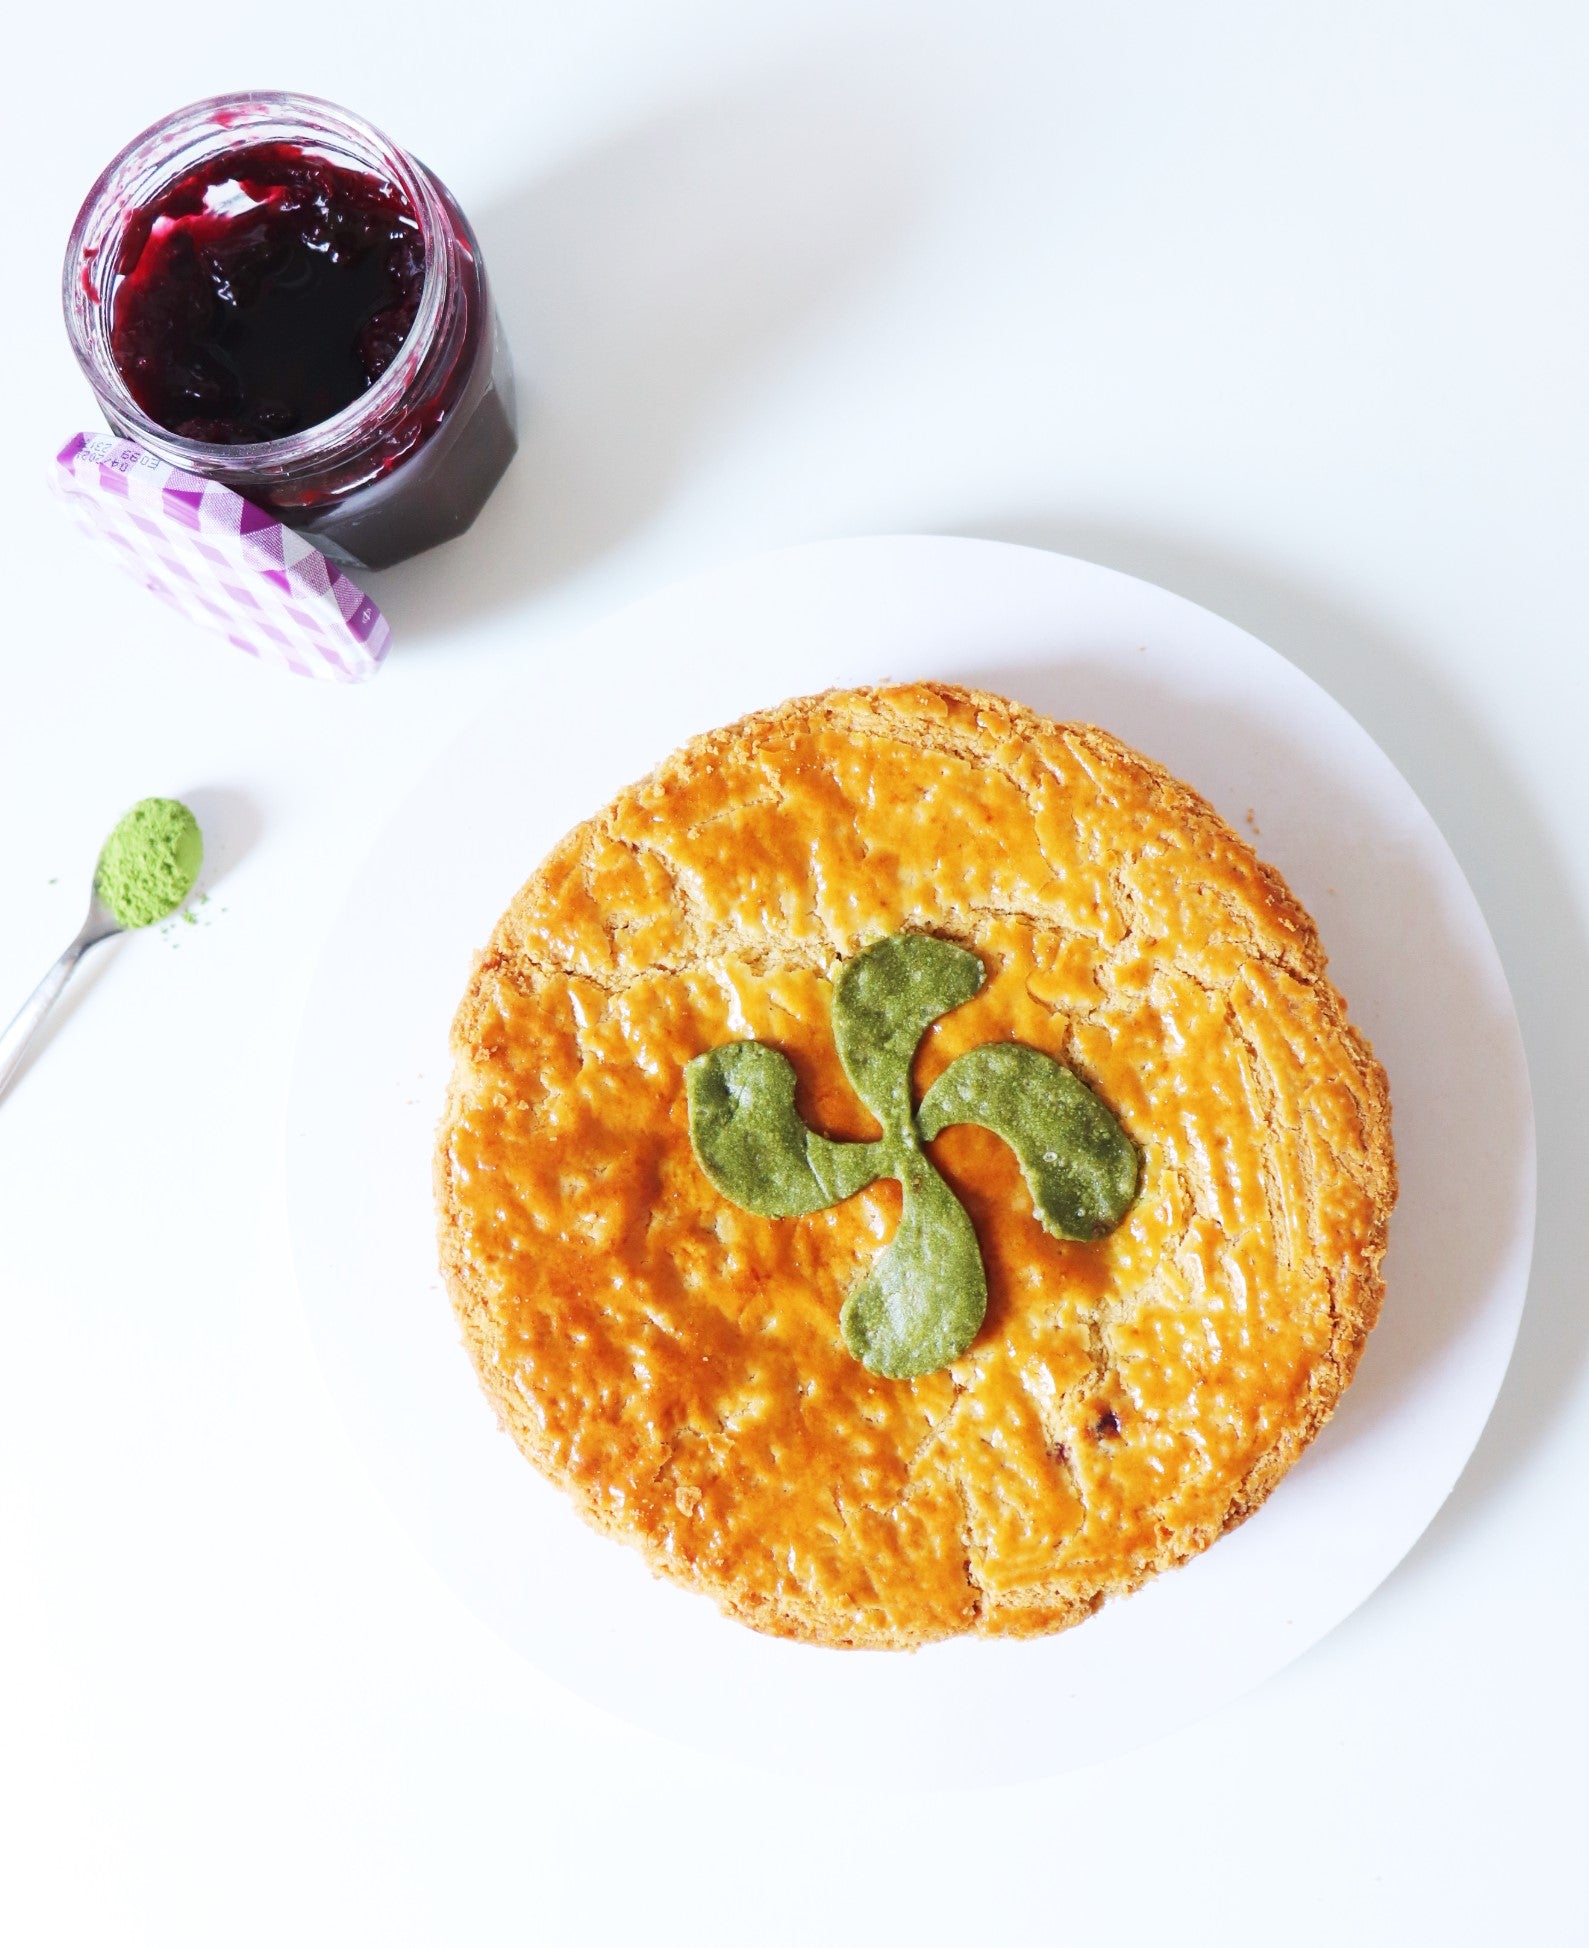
[685,932,1139,1380]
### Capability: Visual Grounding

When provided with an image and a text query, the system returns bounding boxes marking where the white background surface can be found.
[1,2,1584,1941]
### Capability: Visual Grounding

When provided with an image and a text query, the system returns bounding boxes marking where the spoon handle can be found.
[0,921,110,1104]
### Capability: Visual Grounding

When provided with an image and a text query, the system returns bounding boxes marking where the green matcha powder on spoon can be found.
[0,798,203,1102]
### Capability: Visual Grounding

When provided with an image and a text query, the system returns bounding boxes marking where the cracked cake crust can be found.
[435,683,1396,1648]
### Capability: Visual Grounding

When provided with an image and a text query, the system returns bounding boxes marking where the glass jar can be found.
[63,92,517,570]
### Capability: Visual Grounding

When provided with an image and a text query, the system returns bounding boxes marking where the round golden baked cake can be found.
[435,683,1395,1648]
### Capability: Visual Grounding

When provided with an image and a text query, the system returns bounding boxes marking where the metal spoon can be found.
[0,895,125,1103]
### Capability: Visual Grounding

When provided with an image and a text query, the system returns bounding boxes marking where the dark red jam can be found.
[67,95,518,569]
[109,144,424,444]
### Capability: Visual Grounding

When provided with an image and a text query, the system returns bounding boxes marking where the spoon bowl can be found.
[0,796,202,1105]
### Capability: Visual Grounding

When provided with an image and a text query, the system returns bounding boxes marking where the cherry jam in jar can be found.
[64,93,516,569]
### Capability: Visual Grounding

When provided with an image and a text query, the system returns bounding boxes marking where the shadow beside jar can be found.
[366,57,925,642]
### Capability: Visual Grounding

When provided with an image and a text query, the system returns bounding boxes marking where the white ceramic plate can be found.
[286,536,1534,1786]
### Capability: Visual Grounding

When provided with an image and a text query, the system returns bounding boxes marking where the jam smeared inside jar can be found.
[109,145,425,443]
[66,92,518,568]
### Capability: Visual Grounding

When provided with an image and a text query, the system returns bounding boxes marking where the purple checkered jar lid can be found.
[52,433,390,682]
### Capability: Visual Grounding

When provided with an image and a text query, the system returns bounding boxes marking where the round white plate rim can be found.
[286,534,1534,1786]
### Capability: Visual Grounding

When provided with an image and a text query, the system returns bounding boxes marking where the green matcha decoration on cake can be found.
[685,931,1139,1380]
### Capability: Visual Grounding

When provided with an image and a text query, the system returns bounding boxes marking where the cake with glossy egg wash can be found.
[435,683,1395,1648]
